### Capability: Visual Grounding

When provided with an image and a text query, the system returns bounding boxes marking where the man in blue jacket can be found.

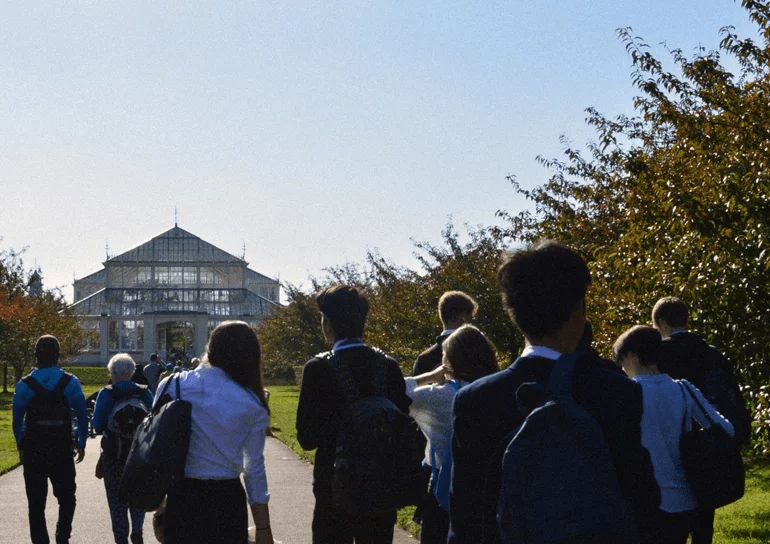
[13,335,89,544]
[448,241,661,543]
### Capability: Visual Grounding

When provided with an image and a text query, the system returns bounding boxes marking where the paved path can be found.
[0,437,417,544]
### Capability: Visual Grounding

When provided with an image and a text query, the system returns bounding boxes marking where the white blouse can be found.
[154,365,270,504]
[404,377,466,468]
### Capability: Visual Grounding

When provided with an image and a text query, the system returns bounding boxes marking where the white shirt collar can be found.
[520,345,562,360]
[670,329,689,336]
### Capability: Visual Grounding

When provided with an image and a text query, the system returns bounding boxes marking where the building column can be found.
[195,315,208,358]
[143,315,156,364]
[99,315,110,365]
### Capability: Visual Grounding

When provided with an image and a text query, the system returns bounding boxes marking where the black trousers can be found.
[312,485,396,544]
[419,491,449,544]
[164,478,248,544]
[23,453,77,544]
[657,508,715,544]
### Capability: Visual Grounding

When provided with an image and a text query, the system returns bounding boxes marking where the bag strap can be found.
[53,373,72,395]
[546,351,581,398]
[22,376,46,396]
[681,381,716,428]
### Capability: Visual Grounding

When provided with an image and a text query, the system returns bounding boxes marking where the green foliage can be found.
[0,245,86,384]
[263,362,298,385]
[257,224,517,373]
[60,366,110,387]
[496,1,770,451]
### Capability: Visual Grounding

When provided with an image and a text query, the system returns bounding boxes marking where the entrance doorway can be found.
[156,321,195,363]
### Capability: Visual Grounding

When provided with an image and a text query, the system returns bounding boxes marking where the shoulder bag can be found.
[679,381,744,510]
[118,375,192,511]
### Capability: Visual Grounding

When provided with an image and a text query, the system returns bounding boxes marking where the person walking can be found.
[91,353,154,544]
[12,335,89,544]
[156,321,275,544]
[143,353,162,394]
[296,285,412,543]
[613,325,734,544]
[406,325,498,543]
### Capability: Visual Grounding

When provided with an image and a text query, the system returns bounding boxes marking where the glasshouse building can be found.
[69,225,280,365]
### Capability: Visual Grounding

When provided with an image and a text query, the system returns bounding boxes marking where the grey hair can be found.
[108,353,136,382]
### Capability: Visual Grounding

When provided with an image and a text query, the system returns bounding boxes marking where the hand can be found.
[74,448,85,464]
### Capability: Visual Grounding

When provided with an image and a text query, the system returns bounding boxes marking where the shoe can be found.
[130,534,144,544]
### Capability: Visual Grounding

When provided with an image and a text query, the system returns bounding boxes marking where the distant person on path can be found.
[412,291,478,376]
[448,241,661,543]
[406,325,498,543]
[297,285,412,544]
[156,321,274,544]
[92,354,153,544]
[613,325,734,544]
[12,335,88,544]
[652,296,751,544]
[129,362,148,387]
[143,353,162,394]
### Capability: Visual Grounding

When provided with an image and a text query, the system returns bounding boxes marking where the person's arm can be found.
[66,377,89,457]
[243,407,273,544]
[91,388,111,433]
[12,380,32,451]
[386,358,412,413]
[686,380,735,437]
[296,360,322,450]
[448,388,475,543]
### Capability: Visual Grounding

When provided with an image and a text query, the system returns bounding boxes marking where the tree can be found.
[257,223,517,376]
[0,245,85,383]
[496,0,770,449]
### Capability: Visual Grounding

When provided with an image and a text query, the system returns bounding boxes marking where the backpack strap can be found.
[22,376,46,396]
[546,351,581,398]
[53,373,73,395]
[327,352,361,406]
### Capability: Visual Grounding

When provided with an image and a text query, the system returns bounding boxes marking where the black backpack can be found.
[496,352,639,544]
[21,373,74,455]
[699,346,752,446]
[325,351,426,514]
[102,385,150,462]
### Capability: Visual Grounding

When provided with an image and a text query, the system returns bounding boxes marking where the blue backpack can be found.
[430,379,460,511]
[496,352,639,544]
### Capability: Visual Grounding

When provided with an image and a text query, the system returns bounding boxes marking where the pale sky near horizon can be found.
[0,1,758,303]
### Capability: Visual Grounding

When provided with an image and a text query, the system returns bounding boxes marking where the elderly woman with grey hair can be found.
[92,353,154,544]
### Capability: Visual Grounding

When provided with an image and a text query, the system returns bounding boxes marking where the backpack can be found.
[103,385,149,462]
[325,350,426,514]
[21,373,73,455]
[497,352,639,544]
[699,346,752,446]
[430,379,460,512]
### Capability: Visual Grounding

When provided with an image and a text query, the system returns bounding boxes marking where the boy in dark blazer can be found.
[448,241,661,544]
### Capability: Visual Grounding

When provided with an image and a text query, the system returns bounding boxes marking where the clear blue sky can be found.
[0,1,757,302]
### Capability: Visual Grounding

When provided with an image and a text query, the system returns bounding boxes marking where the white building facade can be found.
[69,226,280,365]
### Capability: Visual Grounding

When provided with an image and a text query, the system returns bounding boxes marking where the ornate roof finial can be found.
[242,242,247,260]
[174,207,178,227]
[105,241,110,260]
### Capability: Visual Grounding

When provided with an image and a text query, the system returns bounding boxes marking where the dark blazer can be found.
[412,334,450,376]
[296,345,411,488]
[448,353,661,544]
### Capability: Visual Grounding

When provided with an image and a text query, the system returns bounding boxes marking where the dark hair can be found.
[35,335,60,368]
[497,241,591,338]
[438,291,478,326]
[204,321,269,413]
[316,285,369,339]
[651,297,688,328]
[150,353,158,362]
[443,325,499,383]
[613,325,662,366]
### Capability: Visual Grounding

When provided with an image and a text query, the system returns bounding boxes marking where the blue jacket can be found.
[13,366,89,450]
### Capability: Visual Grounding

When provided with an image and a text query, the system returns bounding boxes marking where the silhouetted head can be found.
[316,285,369,341]
[438,291,478,329]
[442,325,499,383]
[34,335,60,368]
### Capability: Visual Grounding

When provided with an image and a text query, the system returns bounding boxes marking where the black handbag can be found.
[118,375,192,511]
[678,381,745,510]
